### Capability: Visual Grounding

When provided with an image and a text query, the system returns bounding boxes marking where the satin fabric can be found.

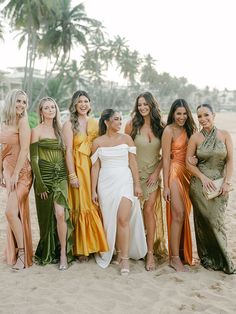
[134,133,167,260]
[0,130,33,267]
[190,127,235,274]
[92,144,147,268]
[166,130,192,265]
[68,118,108,256]
[30,139,73,265]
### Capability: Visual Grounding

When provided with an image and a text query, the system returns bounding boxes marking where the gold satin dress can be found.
[166,130,193,265]
[0,129,33,267]
[68,118,108,256]
[134,133,167,259]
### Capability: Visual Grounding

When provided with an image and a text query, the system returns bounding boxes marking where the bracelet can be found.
[224,181,232,186]
[68,172,78,180]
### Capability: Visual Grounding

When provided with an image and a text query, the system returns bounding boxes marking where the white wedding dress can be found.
[91,144,147,268]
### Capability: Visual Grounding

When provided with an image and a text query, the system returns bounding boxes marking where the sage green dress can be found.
[189,127,235,274]
[134,133,167,260]
[30,139,73,265]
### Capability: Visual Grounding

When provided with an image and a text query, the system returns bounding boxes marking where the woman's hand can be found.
[40,191,48,200]
[188,155,198,166]
[220,182,233,196]
[134,184,143,199]
[0,171,5,187]
[200,175,216,191]
[92,191,99,205]
[163,187,171,202]
[146,170,160,188]
[69,177,80,189]
[10,172,19,191]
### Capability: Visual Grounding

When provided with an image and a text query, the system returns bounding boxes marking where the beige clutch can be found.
[203,178,233,200]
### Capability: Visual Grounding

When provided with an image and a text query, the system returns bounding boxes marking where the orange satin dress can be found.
[166,129,192,265]
[0,129,33,267]
[68,118,108,256]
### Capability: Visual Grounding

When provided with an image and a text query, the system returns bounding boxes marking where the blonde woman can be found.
[0,89,33,270]
[30,97,73,269]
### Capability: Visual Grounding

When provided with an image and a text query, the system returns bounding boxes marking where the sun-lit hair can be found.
[130,91,165,140]
[2,89,28,125]
[37,97,63,144]
[69,90,91,133]
[166,99,197,138]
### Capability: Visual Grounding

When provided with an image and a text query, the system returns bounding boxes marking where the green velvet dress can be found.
[30,139,73,265]
[189,127,235,274]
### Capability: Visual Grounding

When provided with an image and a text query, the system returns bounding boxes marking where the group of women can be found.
[0,89,235,275]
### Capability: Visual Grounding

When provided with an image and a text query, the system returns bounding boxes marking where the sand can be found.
[0,112,235,314]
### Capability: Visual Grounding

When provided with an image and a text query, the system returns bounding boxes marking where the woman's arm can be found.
[91,140,101,205]
[124,120,132,135]
[146,158,163,188]
[221,130,234,195]
[0,143,4,186]
[125,135,143,198]
[10,116,30,191]
[161,127,172,202]
[62,121,79,188]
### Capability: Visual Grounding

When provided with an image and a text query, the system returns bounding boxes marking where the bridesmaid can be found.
[0,89,33,269]
[30,97,73,269]
[63,90,108,261]
[125,91,167,271]
[186,103,235,274]
[91,109,147,274]
[162,99,197,272]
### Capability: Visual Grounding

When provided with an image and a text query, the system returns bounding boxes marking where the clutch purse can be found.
[203,178,233,200]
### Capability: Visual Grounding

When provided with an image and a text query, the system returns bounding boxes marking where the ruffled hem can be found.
[72,208,108,256]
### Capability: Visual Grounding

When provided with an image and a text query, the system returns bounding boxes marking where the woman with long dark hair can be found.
[125,92,167,271]
[91,109,147,274]
[0,89,33,270]
[63,90,108,261]
[162,99,197,272]
[30,97,73,269]
[186,104,235,274]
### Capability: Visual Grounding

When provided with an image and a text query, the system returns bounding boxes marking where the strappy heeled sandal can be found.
[145,251,156,271]
[169,255,188,272]
[59,255,68,271]
[120,257,130,276]
[111,250,121,265]
[12,248,25,270]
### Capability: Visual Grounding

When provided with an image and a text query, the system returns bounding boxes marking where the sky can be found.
[0,0,236,90]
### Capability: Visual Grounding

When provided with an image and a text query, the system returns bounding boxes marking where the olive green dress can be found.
[134,133,167,260]
[30,139,73,265]
[189,127,235,274]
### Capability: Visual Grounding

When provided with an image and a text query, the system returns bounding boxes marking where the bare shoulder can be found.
[162,125,173,136]
[121,133,134,145]
[218,128,231,137]
[63,120,72,130]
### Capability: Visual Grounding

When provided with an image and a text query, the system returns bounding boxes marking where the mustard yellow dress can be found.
[68,118,108,256]
[134,133,167,260]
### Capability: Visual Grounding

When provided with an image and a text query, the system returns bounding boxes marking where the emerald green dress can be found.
[189,127,235,274]
[30,139,73,265]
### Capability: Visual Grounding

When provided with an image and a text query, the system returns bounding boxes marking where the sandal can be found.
[59,256,68,271]
[120,257,130,276]
[111,250,121,265]
[169,255,189,272]
[12,248,25,270]
[145,251,155,271]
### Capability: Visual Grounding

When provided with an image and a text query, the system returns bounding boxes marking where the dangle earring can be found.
[41,114,44,123]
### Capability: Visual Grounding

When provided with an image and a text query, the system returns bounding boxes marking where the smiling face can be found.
[197,106,214,129]
[76,95,91,116]
[41,100,57,121]
[173,106,188,127]
[137,96,151,117]
[15,93,27,117]
[107,111,122,132]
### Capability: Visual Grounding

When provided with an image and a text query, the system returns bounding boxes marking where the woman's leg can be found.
[54,202,68,269]
[116,197,132,273]
[5,191,24,269]
[143,190,157,271]
[169,180,187,272]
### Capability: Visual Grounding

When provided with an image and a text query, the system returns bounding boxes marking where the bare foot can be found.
[169,256,188,272]
[145,251,155,271]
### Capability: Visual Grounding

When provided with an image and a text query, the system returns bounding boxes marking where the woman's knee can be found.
[5,208,16,221]
[144,203,155,216]
[117,216,129,228]
[172,208,185,223]
[55,209,65,222]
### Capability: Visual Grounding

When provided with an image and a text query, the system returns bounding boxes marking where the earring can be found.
[41,115,44,122]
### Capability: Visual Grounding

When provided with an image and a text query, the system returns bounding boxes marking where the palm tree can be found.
[117,48,141,84]
[140,54,159,88]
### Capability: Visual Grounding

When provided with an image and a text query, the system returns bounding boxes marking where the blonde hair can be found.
[37,97,63,144]
[2,89,28,125]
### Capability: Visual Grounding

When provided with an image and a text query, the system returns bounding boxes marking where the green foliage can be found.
[28,111,38,129]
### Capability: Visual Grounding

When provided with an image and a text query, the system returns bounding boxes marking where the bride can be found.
[91,109,147,275]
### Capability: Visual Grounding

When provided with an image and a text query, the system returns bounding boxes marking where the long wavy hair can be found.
[69,90,91,133]
[167,99,197,138]
[130,91,165,140]
[99,109,119,136]
[37,97,63,144]
[2,89,28,125]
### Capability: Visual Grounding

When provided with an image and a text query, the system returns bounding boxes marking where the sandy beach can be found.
[0,112,236,314]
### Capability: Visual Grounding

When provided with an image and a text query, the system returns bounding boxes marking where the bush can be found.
[28,112,39,129]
